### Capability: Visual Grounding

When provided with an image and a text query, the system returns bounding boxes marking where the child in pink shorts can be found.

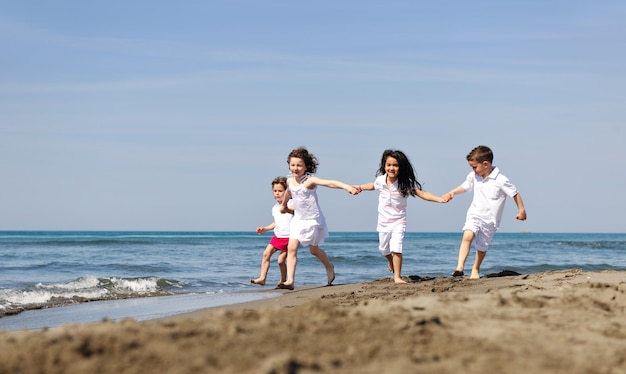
[251,176,294,287]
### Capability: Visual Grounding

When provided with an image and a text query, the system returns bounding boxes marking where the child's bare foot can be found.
[394,277,407,284]
[452,270,464,277]
[470,270,480,279]
[276,283,294,290]
[250,279,265,286]
[274,282,286,289]
[385,255,394,273]
[387,262,394,273]
[326,264,335,286]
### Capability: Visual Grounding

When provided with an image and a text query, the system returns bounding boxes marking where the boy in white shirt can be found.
[444,145,527,279]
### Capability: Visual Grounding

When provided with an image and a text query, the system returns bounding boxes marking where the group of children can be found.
[252,145,527,290]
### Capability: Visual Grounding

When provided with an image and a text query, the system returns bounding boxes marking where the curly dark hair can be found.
[287,147,318,174]
[376,149,422,198]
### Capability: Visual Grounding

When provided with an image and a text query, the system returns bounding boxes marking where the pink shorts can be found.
[269,236,289,252]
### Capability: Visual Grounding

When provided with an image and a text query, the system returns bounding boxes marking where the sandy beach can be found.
[0,268,624,373]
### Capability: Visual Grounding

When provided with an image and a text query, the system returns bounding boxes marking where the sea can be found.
[1,231,624,331]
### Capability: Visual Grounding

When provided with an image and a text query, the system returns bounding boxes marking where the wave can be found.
[0,275,185,317]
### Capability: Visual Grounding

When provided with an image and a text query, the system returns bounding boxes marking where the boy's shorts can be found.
[463,218,496,251]
[378,227,405,256]
[269,236,289,252]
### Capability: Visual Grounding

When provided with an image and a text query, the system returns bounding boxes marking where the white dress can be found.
[288,182,329,246]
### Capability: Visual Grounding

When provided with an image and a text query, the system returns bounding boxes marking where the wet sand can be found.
[0,268,624,373]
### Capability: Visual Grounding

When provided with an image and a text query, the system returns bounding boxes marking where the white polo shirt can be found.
[374,175,408,232]
[461,166,518,228]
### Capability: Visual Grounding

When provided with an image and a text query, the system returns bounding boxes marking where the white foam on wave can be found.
[36,275,100,290]
[0,287,108,306]
[110,277,160,293]
[0,275,181,313]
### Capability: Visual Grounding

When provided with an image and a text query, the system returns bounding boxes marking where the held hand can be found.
[347,186,360,195]
[441,193,453,203]
[354,185,365,195]
[280,205,289,214]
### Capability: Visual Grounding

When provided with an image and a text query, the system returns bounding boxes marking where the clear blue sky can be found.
[1,1,625,233]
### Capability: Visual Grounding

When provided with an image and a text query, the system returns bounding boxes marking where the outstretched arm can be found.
[415,189,448,203]
[256,222,277,235]
[353,182,375,194]
[307,176,359,195]
[513,193,527,221]
[443,185,466,201]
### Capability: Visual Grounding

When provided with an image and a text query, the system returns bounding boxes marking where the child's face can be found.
[468,160,492,178]
[272,183,286,203]
[288,157,306,178]
[385,156,400,181]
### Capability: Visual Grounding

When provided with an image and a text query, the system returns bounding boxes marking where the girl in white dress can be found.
[277,147,359,290]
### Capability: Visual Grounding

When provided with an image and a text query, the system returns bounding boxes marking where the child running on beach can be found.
[277,147,359,290]
[444,145,527,279]
[354,149,449,284]
[251,176,294,287]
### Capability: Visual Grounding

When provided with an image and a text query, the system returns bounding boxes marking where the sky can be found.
[1,1,625,233]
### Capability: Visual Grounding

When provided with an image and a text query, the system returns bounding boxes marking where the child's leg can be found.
[470,250,487,279]
[385,254,394,273]
[391,252,406,284]
[276,251,288,284]
[309,245,335,285]
[251,245,277,285]
[380,232,394,273]
[386,229,405,284]
[278,239,299,289]
[453,230,475,275]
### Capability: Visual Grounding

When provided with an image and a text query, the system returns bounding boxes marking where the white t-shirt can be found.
[461,166,518,228]
[374,175,407,232]
[272,200,293,238]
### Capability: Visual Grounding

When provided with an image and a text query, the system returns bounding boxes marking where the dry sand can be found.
[0,268,624,373]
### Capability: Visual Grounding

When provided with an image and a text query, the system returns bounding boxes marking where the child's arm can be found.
[280,183,293,213]
[415,189,448,203]
[513,193,527,221]
[256,222,277,235]
[443,185,466,201]
[353,182,374,193]
[283,202,295,215]
[307,176,359,195]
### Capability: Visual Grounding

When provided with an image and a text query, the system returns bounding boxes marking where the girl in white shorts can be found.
[355,149,448,284]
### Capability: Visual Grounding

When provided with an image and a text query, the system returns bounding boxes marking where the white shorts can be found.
[290,218,329,247]
[378,228,405,256]
[463,218,496,251]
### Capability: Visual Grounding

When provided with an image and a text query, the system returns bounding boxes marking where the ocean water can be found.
[0,231,624,330]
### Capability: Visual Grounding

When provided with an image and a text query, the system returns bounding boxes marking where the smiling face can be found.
[385,156,400,182]
[288,157,307,179]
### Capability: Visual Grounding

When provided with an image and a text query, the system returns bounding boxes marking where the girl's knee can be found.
[462,234,474,243]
